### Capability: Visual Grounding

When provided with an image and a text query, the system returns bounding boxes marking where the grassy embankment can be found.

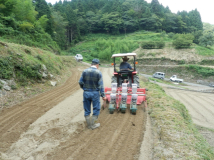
[0,31,60,53]
[0,41,76,107]
[141,78,214,159]
[0,41,75,86]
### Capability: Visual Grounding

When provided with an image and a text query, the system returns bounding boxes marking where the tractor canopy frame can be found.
[111,53,137,72]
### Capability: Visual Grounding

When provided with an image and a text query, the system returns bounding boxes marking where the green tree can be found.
[0,0,16,16]
[52,11,68,49]
[192,30,203,44]
[150,0,163,17]
[101,12,123,34]
[35,15,49,30]
[188,9,203,31]
[13,0,37,23]
[33,0,53,36]
[199,31,214,47]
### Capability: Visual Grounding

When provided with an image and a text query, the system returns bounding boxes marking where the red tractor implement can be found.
[104,53,147,114]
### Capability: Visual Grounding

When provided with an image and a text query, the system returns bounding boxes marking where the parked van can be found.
[153,72,165,80]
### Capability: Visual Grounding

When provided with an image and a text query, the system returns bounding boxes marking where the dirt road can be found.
[0,66,147,160]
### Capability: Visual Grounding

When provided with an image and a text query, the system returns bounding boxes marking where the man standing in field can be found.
[79,59,106,130]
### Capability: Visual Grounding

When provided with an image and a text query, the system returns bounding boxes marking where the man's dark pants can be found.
[83,91,100,116]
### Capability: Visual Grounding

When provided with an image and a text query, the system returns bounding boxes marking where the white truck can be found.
[75,54,83,62]
[170,75,183,83]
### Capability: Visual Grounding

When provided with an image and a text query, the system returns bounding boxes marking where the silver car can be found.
[153,72,165,80]
[75,54,83,62]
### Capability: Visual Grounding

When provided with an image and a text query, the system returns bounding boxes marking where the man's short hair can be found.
[91,63,97,65]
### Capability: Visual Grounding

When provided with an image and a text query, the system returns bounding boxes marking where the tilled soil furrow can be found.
[0,69,82,152]
[0,106,40,135]
[0,107,41,152]
[179,92,212,118]
[73,111,133,160]
[36,84,80,107]
[27,72,80,106]
[0,83,79,135]
[104,112,135,160]
[171,91,208,121]
[108,107,146,160]
[0,70,79,124]
[49,110,115,160]
[197,95,214,107]
[188,94,214,117]
[48,105,146,160]
[116,106,146,160]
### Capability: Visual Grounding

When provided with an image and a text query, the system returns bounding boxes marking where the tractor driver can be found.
[119,56,133,87]
[120,56,133,71]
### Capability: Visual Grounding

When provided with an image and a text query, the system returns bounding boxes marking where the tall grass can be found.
[195,45,214,56]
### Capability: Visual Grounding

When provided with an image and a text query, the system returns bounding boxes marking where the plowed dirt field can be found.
[0,65,147,160]
[164,88,214,129]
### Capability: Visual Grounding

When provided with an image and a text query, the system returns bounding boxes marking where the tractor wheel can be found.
[133,75,140,88]
[111,76,117,83]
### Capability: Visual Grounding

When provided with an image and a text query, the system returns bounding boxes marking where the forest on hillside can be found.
[0,0,210,52]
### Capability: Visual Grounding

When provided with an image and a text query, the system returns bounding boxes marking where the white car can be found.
[75,54,83,62]
[170,75,183,83]
[152,72,165,80]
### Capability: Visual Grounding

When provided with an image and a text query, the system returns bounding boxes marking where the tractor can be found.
[104,53,147,114]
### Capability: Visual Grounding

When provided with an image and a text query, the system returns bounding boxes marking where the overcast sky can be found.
[46,0,214,25]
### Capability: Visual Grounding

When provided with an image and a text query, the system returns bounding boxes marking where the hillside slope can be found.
[0,41,76,108]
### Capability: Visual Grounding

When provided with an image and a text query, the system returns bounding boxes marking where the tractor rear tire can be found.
[133,75,140,88]
[111,76,117,83]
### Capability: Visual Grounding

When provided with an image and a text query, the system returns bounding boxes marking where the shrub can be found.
[156,41,165,49]
[187,65,214,77]
[160,31,166,37]
[141,41,165,49]
[0,57,13,79]
[141,41,156,49]
[11,85,17,90]
[173,38,192,49]
[168,32,175,38]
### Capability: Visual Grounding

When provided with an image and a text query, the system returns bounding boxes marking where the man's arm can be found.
[78,73,84,89]
[128,63,133,70]
[98,72,106,98]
